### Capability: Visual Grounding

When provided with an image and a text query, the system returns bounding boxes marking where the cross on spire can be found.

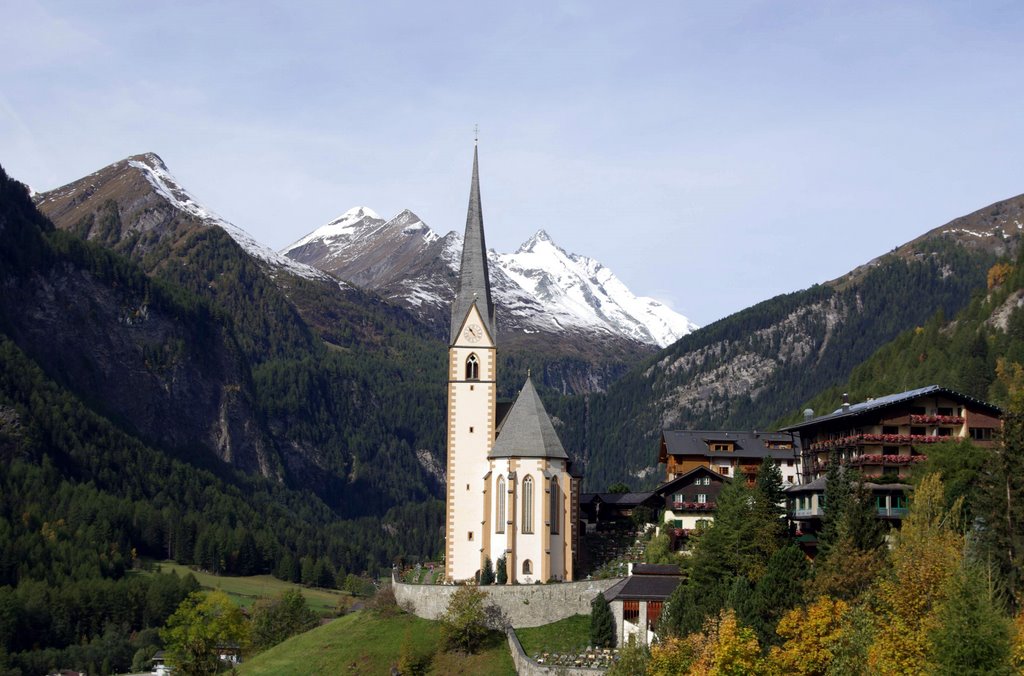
[474,124,479,145]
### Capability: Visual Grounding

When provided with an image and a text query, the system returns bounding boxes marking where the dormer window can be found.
[465,353,480,380]
[710,442,733,452]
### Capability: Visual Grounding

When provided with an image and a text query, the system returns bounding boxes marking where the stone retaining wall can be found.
[392,575,622,628]
[506,628,606,676]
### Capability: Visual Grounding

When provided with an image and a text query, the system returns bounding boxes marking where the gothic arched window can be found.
[523,559,533,575]
[496,476,506,533]
[465,353,479,380]
[522,475,534,534]
[550,477,560,535]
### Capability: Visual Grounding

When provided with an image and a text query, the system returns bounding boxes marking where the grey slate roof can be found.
[604,573,683,602]
[784,473,912,493]
[660,430,801,459]
[449,145,496,345]
[780,385,1002,432]
[489,377,568,459]
[580,492,658,506]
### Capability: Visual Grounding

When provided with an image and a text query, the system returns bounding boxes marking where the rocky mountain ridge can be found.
[283,206,698,349]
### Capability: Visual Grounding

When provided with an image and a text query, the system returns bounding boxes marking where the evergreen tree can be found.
[250,589,319,652]
[754,458,786,518]
[817,457,852,559]
[844,480,885,551]
[300,556,316,587]
[688,479,758,586]
[748,544,809,645]
[480,557,495,586]
[313,557,336,589]
[590,592,616,648]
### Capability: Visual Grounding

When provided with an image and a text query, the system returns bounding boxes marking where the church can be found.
[445,144,580,584]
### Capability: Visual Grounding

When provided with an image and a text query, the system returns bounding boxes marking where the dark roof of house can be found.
[660,430,801,459]
[490,377,568,459]
[604,573,683,602]
[785,474,912,493]
[632,563,682,575]
[780,385,1003,432]
[652,465,730,497]
[450,145,496,345]
[579,491,657,506]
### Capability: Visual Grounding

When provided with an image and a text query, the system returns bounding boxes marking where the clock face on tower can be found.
[464,323,483,343]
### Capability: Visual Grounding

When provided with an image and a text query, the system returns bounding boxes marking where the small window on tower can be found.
[469,426,474,433]
[467,531,474,541]
[465,354,480,380]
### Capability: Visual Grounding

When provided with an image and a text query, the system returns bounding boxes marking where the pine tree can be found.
[748,544,808,645]
[495,554,507,585]
[817,457,852,559]
[590,592,616,648]
[480,557,495,586]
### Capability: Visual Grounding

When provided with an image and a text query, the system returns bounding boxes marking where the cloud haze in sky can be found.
[3,1,1023,324]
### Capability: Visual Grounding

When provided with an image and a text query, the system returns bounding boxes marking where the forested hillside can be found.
[786,252,1024,424]
[0,164,444,673]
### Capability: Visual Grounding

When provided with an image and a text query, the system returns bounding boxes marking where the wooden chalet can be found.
[658,430,802,486]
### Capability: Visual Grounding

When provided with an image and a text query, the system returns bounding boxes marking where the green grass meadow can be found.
[239,610,515,675]
[515,614,591,656]
[142,561,348,615]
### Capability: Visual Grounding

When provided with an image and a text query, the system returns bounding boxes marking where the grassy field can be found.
[516,614,591,656]
[142,561,347,615]
[239,610,515,675]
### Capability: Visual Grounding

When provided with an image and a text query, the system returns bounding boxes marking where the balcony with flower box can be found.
[846,454,927,468]
[809,433,948,451]
[670,501,716,512]
[909,414,964,425]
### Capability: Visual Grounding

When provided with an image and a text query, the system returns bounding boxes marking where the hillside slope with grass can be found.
[239,610,514,676]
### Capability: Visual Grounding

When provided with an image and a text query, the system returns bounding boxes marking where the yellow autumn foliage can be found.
[867,473,963,675]
[768,596,849,675]
[1012,611,1024,673]
[686,609,769,676]
[989,262,1014,289]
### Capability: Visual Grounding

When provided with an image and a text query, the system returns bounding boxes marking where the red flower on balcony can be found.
[910,414,964,425]
[810,433,949,451]
[670,501,716,511]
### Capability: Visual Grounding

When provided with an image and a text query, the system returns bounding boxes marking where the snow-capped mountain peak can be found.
[125,154,329,282]
[332,206,381,224]
[497,231,697,347]
[518,229,557,253]
[284,211,698,348]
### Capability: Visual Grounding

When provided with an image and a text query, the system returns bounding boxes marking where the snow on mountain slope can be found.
[498,230,699,347]
[126,154,330,282]
[283,211,698,347]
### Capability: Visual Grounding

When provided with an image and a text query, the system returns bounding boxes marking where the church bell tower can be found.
[445,143,497,582]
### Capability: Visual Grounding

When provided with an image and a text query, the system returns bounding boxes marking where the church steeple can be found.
[450,144,496,344]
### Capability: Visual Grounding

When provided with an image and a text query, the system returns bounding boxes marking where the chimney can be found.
[842,393,850,412]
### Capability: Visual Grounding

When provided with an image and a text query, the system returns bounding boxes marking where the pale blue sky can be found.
[3,1,1023,325]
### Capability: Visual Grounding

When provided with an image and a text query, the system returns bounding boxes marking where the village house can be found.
[781,385,1001,483]
[658,430,802,486]
[603,563,683,646]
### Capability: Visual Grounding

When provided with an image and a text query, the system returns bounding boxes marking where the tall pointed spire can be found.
[450,144,496,344]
